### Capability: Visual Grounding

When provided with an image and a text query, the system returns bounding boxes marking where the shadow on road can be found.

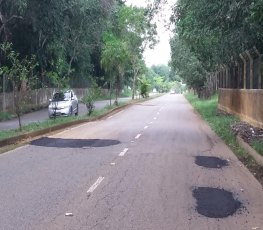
[31,137,121,148]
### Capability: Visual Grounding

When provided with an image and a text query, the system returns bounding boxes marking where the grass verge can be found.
[185,93,263,185]
[251,140,263,156]
[0,103,124,141]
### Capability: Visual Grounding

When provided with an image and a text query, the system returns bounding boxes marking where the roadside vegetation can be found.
[0,101,130,141]
[186,93,263,184]
[169,0,263,93]
[0,111,13,121]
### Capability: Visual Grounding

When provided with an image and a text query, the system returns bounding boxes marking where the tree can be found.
[170,36,206,94]
[101,32,129,105]
[0,43,37,130]
[151,65,170,80]
[0,0,115,90]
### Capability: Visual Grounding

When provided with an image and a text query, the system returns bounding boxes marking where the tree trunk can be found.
[114,76,119,106]
[109,81,112,106]
[132,73,136,100]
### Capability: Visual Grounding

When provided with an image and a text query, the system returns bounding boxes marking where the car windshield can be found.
[52,92,71,101]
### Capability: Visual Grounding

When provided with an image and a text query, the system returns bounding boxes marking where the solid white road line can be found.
[87,176,104,194]
[119,148,129,157]
[135,134,141,139]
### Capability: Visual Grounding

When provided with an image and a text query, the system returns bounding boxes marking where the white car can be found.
[48,90,78,118]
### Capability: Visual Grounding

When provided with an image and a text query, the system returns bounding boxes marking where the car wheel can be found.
[75,105,78,116]
[69,107,73,116]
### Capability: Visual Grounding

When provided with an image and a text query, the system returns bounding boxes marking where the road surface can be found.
[0,98,131,131]
[0,94,262,230]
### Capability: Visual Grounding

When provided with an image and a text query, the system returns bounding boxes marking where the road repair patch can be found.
[195,156,228,169]
[31,137,121,148]
[193,187,242,218]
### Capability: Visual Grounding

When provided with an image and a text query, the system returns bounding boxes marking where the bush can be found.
[82,86,102,116]
[0,111,13,121]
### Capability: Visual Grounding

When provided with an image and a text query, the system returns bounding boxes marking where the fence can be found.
[215,47,262,90]
[213,47,263,128]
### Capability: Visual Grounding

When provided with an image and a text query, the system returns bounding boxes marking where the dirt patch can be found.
[193,187,242,218]
[195,156,228,169]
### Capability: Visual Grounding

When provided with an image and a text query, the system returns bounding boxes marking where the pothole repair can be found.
[195,156,228,169]
[193,187,242,218]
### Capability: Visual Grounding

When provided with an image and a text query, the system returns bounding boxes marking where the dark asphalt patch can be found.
[195,156,228,169]
[31,137,120,148]
[193,187,242,218]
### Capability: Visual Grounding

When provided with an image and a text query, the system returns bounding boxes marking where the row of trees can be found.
[0,0,114,88]
[0,0,171,129]
[0,0,166,93]
[169,0,263,93]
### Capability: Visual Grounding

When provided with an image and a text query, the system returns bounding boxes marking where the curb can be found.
[236,135,263,166]
[0,103,133,148]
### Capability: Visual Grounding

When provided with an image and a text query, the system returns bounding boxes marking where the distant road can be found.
[0,98,131,131]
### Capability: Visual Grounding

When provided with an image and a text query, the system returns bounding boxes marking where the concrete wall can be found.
[0,88,90,113]
[218,89,263,128]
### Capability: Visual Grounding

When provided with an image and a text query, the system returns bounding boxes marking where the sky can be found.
[125,0,176,67]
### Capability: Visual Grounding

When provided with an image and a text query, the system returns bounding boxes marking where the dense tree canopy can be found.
[169,0,263,90]
[0,0,114,89]
[0,0,166,93]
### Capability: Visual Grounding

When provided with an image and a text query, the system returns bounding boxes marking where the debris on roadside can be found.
[231,121,263,144]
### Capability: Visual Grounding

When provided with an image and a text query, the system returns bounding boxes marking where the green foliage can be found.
[251,140,263,156]
[170,36,206,91]
[47,71,69,89]
[121,87,132,97]
[0,42,37,130]
[0,0,114,88]
[151,65,170,80]
[171,0,263,72]
[170,0,263,90]
[101,3,158,101]
[152,75,170,93]
[0,111,13,121]
[82,86,103,116]
[139,76,150,98]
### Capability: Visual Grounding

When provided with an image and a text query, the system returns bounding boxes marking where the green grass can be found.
[185,93,248,159]
[251,140,263,156]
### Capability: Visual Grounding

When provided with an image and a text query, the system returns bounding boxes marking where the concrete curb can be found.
[0,103,133,148]
[236,135,263,166]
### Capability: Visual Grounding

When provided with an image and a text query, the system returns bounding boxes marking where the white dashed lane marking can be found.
[144,126,149,129]
[119,148,129,157]
[135,134,142,139]
[87,177,104,194]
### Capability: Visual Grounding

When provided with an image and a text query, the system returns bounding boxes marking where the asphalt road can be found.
[0,98,131,131]
[0,94,263,230]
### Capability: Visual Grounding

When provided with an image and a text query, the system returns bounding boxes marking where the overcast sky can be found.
[125,0,176,67]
